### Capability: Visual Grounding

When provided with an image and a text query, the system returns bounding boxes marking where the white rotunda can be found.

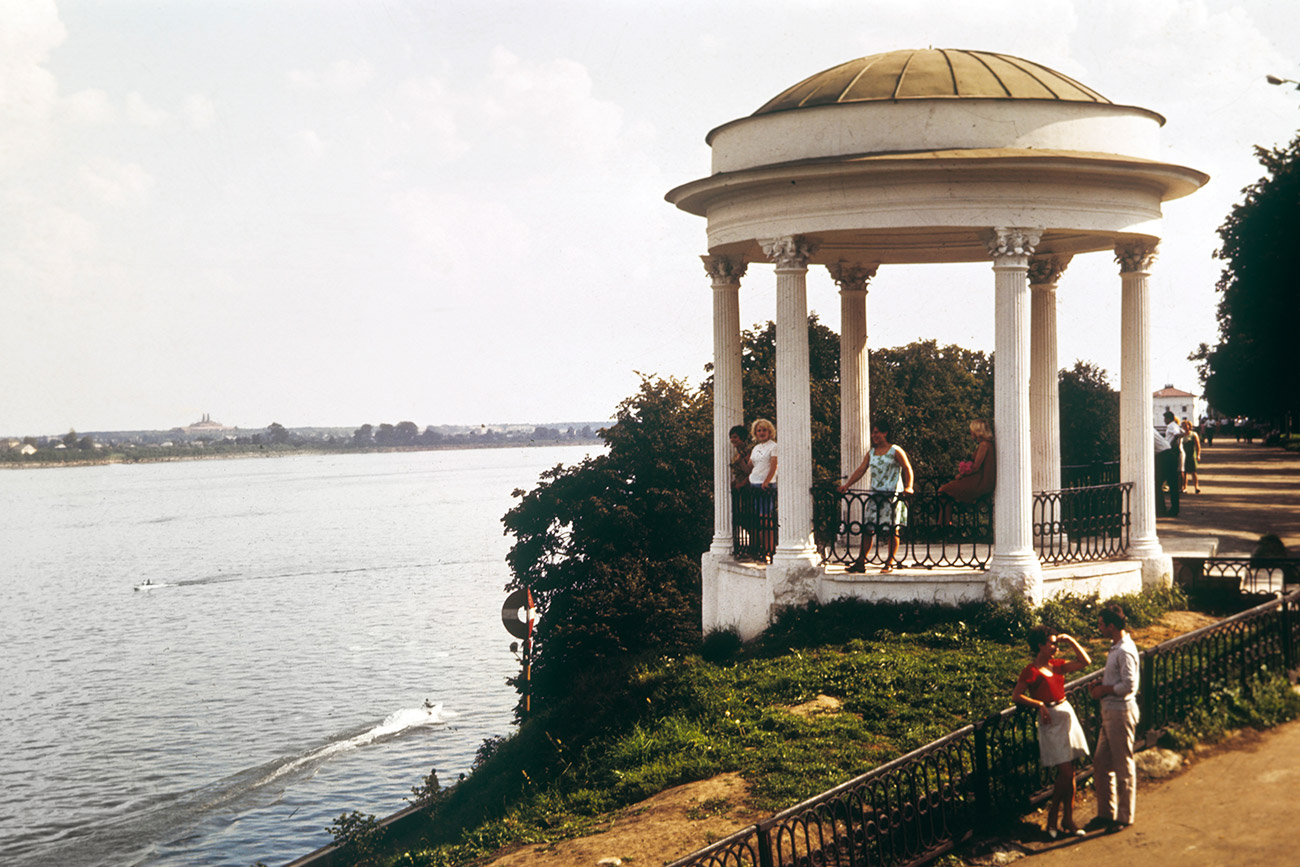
[666,48,1208,639]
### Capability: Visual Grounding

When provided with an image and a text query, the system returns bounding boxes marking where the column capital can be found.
[1027,254,1073,287]
[985,227,1043,265]
[1115,240,1159,273]
[827,261,879,293]
[760,235,818,271]
[700,254,748,286]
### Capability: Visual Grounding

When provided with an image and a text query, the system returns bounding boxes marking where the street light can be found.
[1266,74,1300,89]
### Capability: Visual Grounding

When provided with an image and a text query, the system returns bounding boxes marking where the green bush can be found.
[1161,668,1300,750]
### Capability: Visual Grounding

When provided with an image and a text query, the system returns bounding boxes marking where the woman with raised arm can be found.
[1012,626,1092,838]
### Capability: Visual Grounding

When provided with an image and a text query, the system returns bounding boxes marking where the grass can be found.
[361,585,1231,867]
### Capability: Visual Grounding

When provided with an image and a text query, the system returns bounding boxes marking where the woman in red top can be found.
[1012,625,1092,838]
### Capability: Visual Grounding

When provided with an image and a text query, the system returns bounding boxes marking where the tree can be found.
[267,422,289,445]
[395,421,419,445]
[868,341,994,479]
[1192,131,1300,428]
[1058,361,1120,466]
[502,375,710,715]
[62,429,77,448]
[352,424,374,446]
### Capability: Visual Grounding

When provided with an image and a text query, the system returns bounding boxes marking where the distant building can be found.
[20,443,37,456]
[182,413,235,437]
[1153,385,1200,425]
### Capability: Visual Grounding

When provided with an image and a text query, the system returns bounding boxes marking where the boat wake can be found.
[8,701,456,867]
[261,702,454,786]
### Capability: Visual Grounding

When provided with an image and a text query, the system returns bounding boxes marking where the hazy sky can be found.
[3,0,1297,436]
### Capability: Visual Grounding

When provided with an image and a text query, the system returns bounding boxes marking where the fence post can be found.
[756,822,774,867]
[973,718,992,825]
[1138,652,1153,740]
[1282,595,1294,676]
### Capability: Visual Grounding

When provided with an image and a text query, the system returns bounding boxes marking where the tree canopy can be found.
[1058,361,1120,466]
[1192,131,1300,427]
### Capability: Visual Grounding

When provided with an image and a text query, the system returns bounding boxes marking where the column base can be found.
[1140,553,1173,589]
[985,552,1044,607]
[769,547,822,611]
[1129,534,1163,560]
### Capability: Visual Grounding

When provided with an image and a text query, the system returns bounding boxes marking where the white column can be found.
[986,227,1044,603]
[761,235,821,609]
[1029,255,1070,495]
[1117,241,1163,563]
[829,262,878,481]
[703,255,746,555]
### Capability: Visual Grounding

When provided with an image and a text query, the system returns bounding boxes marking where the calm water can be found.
[0,446,595,867]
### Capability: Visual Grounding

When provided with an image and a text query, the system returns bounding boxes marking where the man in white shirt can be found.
[1088,604,1140,831]
[1156,411,1182,517]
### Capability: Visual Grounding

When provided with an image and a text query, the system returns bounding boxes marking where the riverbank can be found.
[0,438,605,470]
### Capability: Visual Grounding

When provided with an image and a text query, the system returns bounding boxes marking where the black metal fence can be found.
[1174,557,1300,608]
[666,590,1300,867]
[733,486,777,563]
[1031,483,1132,565]
[1061,462,1120,488]
[812,484,993,570]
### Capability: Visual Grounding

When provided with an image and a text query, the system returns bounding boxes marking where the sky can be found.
[2,0,1298,436]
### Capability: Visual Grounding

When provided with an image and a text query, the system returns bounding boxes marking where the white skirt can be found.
[1037,700,1090,767]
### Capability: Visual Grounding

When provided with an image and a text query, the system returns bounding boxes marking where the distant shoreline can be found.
[0,439,604,470]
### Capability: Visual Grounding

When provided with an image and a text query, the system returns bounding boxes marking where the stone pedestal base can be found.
[984,556,1045,606]
[768,549,822,611]
[1140,553,1173,589]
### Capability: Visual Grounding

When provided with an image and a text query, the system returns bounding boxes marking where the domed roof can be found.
[755,48,1110,116]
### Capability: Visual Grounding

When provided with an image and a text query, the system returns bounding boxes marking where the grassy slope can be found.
[360,589,1187,866]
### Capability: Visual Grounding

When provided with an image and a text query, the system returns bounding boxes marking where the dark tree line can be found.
[1192,130,1300,429]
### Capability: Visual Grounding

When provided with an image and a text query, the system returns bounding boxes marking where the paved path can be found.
[1014,718,1300,866]
[1156,440,1300,556]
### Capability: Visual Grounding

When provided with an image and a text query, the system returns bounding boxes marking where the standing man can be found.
[1088,604,1140,831]
[1156,411,1182,518]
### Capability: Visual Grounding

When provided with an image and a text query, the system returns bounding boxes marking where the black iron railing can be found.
[1061,461,1120,488]
[1031,483,1132,565]
[666,590,1300,867]
[732,486,777,563]
[1174,557,1300,604]
[812,484,993,570]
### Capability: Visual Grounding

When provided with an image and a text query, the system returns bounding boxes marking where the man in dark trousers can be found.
[1155,411,1181,517]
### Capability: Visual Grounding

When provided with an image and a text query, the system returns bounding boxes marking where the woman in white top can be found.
[746,419,777,558]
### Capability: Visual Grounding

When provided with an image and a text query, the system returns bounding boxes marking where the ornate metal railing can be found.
[732,486,777,563]
[667,591,1300,867]
[1031,483,1132,565]
[1060,461,1120,488]
[812,484,993,570]
[1174,557,1300,605]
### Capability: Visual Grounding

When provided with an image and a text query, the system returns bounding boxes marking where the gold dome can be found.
[755,48,1110,115]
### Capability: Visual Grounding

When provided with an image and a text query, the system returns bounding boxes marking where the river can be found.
[0,446,596,866]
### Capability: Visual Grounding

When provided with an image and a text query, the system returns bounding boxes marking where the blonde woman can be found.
[939,419,996,505]
[747,419,777,557]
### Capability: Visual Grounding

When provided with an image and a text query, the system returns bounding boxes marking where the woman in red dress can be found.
[1011,625,1092,838]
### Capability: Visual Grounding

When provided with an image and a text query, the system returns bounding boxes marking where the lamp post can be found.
[1266,74,1300,90]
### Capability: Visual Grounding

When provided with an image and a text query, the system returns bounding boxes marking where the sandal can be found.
[879,564,894,574]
